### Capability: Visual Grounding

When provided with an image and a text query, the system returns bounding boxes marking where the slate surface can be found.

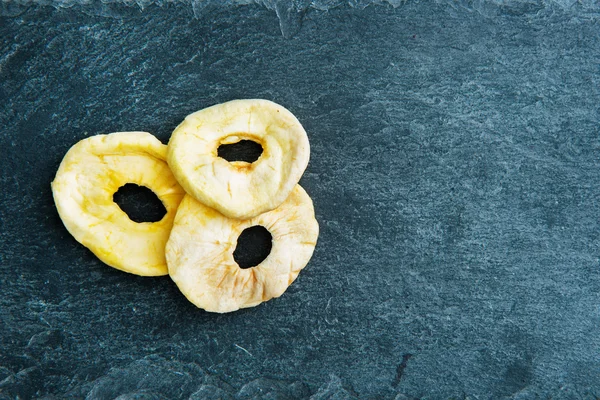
[1,1,600,398]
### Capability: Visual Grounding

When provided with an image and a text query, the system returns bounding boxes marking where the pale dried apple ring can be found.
[51,132,186,276]
[166,185,319,313]
[167,99,310,220]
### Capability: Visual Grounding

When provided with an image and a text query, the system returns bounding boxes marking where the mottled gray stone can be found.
[1,0,600,398]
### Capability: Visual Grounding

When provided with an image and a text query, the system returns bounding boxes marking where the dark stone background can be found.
[1,1,600,398]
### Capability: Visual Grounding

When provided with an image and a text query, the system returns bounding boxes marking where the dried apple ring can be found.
[167,99,310,220]
[51,132,185,276]
[166,185,319,313]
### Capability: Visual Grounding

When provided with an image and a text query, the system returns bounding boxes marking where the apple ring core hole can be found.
[218,140,263,163]
[233,225,273,269]
[113,183,167,223]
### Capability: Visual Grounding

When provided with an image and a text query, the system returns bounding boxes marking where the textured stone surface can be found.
[1,1,600,398]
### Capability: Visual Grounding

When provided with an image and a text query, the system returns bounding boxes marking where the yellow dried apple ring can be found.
[51,132,186,276]
[167,99,310,220]
[166,185,319,313]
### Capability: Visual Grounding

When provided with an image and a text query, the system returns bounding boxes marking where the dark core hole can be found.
[113,183,166,223]
[218,140,263,163]
[233,225,272,269]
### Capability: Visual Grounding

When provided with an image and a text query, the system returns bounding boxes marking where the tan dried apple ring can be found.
[167,99,310,220]
[166,185,319,313]
[51,132,186,276]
